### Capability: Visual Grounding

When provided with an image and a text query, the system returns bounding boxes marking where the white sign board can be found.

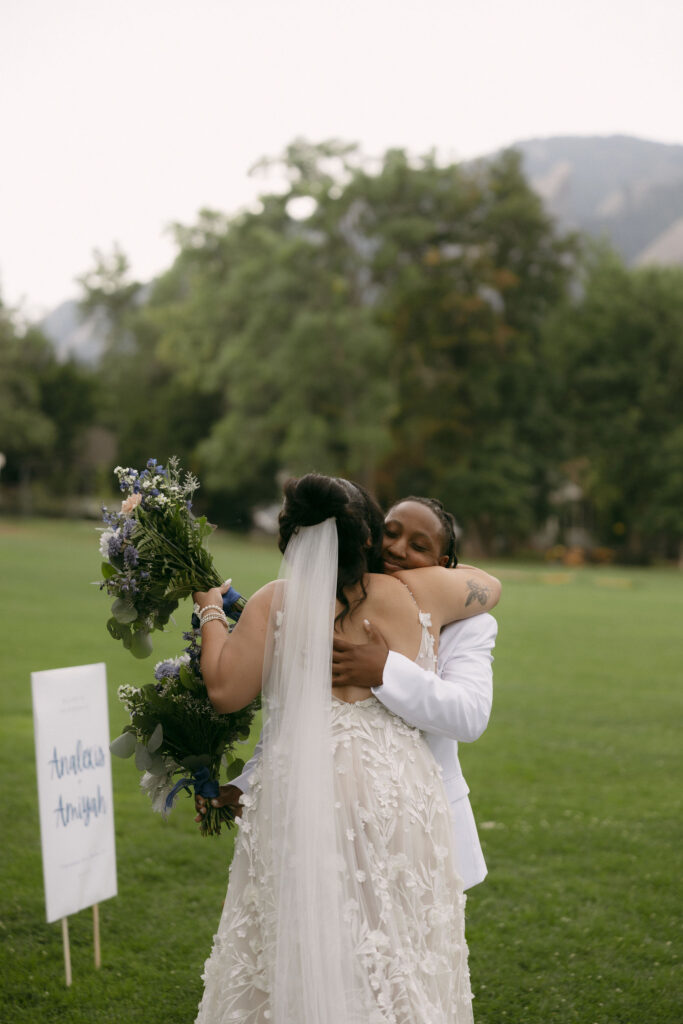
[32,663,117,923]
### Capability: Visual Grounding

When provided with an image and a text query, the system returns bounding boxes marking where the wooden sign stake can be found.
[61,916,72,987]
[93,903,101,968]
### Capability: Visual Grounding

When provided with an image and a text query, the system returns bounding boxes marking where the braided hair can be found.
[391,495,459,567]
[278,474,385,620]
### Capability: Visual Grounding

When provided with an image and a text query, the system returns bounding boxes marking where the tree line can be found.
[2,140,682,563]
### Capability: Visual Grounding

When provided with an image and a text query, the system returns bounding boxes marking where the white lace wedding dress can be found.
[196,607,473,1024]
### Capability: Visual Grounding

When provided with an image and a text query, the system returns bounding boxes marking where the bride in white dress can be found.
[193,475,501,1024]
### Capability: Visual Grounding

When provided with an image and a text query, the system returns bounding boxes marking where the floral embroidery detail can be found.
[272,610,284,646]
[196,668,472,1024]
[417,611,437,670]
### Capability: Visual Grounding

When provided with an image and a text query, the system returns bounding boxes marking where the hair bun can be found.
[278,473,386,615]
[279,474,350,529]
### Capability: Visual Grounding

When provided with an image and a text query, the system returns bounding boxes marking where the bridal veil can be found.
[259,518,368,1023]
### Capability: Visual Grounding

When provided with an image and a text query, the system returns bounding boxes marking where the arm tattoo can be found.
[465,579,491,608]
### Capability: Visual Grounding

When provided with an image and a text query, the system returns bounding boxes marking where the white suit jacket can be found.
[231,612,497,890]
[374,613,497,889]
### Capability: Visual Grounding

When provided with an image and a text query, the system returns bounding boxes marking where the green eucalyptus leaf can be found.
[178,664,196,691]
[134,742,153,771]
[148,722,163,752]
[106,617,122,640]
[110,732,137,758]
[146,753,168,776]
[130,630,154,659]
[111,597,138,624]
[225,758,245,782]
[101,561,117,580]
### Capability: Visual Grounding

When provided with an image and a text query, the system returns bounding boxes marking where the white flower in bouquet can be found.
[99,529,115,558]
[140,768,178,818]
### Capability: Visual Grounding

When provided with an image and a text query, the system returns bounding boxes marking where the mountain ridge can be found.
[510,134,683,264]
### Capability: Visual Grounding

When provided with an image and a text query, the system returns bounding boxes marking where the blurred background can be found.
[2,0,682,563]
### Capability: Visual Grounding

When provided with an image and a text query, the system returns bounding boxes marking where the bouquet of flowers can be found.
[101,456,257,835]
[110,634,257,835]
[98,456,245,658]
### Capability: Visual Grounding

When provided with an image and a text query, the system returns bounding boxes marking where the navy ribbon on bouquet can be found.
[165,766,219,811]
[222,586,244,620]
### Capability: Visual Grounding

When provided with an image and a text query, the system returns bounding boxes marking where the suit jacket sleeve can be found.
[230,733,263,795]
[372,613,497,741]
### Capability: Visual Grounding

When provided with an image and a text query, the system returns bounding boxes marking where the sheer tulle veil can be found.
[259,517,368,1023]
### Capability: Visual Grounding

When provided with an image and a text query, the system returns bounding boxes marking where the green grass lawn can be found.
[1,519,680,1022]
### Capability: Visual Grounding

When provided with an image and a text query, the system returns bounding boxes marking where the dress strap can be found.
[396,581,438,671]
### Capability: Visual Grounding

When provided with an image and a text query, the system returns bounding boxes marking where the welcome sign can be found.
[32,663,117,923]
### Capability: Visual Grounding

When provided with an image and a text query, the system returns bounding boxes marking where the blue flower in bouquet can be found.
[122,517,137,540]
[98,456,229,659]
[107,532,124,559]
[124,544,139,568]
[153,654,189,682]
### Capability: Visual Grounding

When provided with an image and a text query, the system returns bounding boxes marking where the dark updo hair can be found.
[390,495,459,568]
[278,474,385,620]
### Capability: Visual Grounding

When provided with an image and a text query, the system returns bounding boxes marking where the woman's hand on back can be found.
[332,620,389,689]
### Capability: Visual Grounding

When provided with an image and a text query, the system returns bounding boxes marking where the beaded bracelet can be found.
[199,608,227,622]
[194,602,225,617]
[199,611,229,629]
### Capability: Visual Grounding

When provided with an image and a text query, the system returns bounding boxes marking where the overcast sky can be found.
[2,0,682,315]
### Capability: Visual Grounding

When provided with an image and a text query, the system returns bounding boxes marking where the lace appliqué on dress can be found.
[416,609,437,671]
[196,699,473,1024]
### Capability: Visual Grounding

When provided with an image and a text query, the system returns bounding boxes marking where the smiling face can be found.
[382,500,450,574]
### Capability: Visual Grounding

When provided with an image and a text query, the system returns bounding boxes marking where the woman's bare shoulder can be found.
[365,572,410,600]
[363,572,423,616]
[252,579,281,600]
[242,579,281,616]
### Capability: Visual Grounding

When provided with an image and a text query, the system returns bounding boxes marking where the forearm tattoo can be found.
[465,579,491,608]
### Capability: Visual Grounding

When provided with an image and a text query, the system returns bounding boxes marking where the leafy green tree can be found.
[0,298,99,508]
[74,142,683,563]
[149,144,576,543]
[150,168,396,521]
[330,147,577,548]
[547,247,683,561]
[78,247,224,498]
[0,302,56,507]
